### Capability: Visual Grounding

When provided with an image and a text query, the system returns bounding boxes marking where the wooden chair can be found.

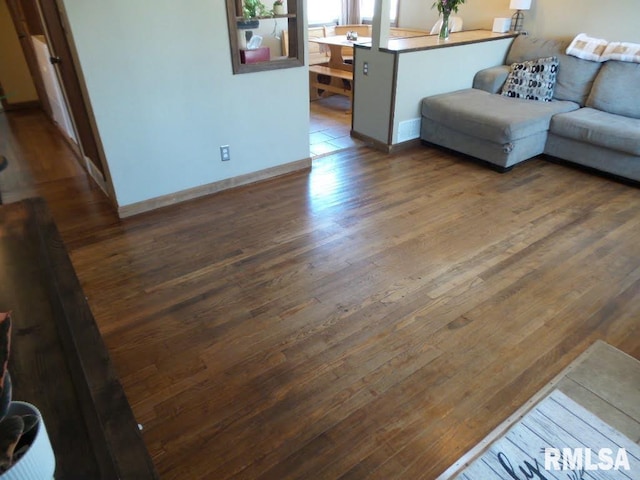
[333,24,372,37]
[308,26,331,65]
[281,29,289,57]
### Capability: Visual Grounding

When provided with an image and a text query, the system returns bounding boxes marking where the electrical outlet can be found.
[363,62,369,75]
[220,145,230,161]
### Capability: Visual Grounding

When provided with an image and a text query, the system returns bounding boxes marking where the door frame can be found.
[5,0,116,202]
[36,1,113,193]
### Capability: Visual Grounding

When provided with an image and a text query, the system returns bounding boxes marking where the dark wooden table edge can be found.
[26,197,159,479]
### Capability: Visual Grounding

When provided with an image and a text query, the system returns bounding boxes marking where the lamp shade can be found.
[510,0,531,10]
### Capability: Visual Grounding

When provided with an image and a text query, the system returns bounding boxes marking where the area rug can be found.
[452,389,639,479]
[439,341,640,479]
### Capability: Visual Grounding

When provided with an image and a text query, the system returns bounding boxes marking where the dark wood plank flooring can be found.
[1,109,639,479]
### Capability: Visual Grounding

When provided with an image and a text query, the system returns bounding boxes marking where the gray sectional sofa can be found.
[420,35,640,182]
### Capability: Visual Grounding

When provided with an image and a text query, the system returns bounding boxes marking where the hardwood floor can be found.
[2,108,639,479]
[310,96,363,157]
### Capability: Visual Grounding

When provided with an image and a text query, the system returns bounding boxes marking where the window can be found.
[306,0,399,28]
[361,0,399,25]
[307,0,341,26]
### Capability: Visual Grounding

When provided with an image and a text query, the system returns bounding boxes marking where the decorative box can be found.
[240,47,270,64]
[492,18,512,33]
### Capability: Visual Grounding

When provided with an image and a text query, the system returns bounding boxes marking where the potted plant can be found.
[238,0,272,29]
[273,0,286,15]
[0,312,55,479]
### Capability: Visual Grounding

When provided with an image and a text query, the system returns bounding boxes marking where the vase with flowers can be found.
[432,0,465,40]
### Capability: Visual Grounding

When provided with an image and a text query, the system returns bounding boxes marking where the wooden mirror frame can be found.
[225,0,305,74]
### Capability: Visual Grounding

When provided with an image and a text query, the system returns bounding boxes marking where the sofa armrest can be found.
[473,65,511,93]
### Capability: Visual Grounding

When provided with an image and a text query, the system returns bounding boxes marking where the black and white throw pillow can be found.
[501,56,559,102]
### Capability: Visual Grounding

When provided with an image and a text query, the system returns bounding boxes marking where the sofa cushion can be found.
[501,56,558,102]
[586,61,640,119]
[505,35,603,106]
[506,36,565,64]
[553,54,603,106]
[473,65,511,94]
[421,88,579,144]
[550,108,640,156]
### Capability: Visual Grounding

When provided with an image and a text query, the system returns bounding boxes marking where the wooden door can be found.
[37,0,106,177]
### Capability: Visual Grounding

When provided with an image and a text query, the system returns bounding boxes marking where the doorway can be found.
[4,0,111,193]
[309,95,357,157]
[307,1,362,158]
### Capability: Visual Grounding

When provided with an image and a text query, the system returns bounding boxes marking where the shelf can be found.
[226,0,305,74]
[235,14,296,20]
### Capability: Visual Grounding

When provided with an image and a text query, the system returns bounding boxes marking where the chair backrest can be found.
[281,29,289,57]
[334,24,372,37]
[430,16,463,35]
[308,26,330,64]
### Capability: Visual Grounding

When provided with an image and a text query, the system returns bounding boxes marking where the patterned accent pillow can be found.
[501,56,559,102]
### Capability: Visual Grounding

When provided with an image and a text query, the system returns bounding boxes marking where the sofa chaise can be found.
[420,35,640,182]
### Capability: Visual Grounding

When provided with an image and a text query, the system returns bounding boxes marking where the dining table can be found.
[309,35,372,71]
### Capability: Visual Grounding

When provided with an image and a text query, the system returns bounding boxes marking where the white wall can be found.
[61,0,310,208]
[398,0,640,43]
[352,47,395,144]
[398,0,507,32]
[528,0,640,42]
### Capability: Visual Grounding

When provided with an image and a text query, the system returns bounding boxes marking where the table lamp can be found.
[510,0,532,33]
